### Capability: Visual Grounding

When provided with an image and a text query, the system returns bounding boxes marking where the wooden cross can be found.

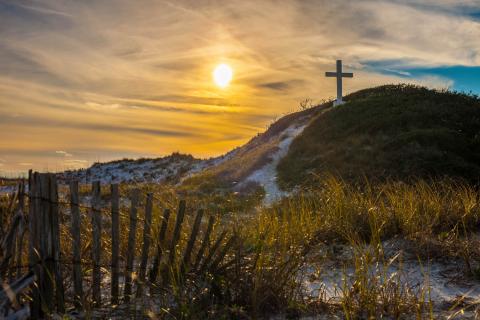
[325,60,353,106]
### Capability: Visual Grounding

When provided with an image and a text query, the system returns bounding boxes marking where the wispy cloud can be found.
[85,102,123,110]
[258,80,305,92]
[0,113,200,138]
[7,2,72,18]
[64,159,88,169]
[55,150,73,157]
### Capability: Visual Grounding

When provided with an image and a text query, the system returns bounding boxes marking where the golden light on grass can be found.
[213,63,233,88]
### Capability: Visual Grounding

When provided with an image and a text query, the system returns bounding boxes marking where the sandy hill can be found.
[278,84,480,189]
[60,84,480,204]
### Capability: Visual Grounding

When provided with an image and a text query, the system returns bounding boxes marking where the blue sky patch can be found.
[363,60,480,94]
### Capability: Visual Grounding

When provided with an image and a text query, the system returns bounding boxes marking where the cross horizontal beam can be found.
[325,72,353,78]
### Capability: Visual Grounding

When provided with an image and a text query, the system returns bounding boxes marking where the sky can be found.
[1,0,479,175]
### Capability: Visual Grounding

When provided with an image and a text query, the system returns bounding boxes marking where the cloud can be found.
[62,159,89,170]
[392,0,480,21]
[257,80,305,92]
[55,150,73,157]
[145,95,242,108]
[85,102,122,110]
[65,159,87,163]
[64,159,88,165]
[1,0,479,172]
[110,100,215,114]
[0,114,199,138]
[384,69,412,77]
[7,2,72,18]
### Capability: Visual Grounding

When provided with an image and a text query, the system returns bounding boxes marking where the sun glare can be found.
[213,63,233,88]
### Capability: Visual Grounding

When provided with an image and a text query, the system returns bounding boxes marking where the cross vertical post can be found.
[325,60,354,106]
[336,60,342,103]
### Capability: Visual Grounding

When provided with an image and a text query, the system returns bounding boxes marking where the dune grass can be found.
[153,175,480,318]
[2,175,480,318]
[214,176,480,318]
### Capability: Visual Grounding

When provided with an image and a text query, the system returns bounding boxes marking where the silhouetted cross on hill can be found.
[326,60,353,106]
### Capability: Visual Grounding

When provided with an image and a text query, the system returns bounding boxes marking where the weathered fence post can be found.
[91,181,102,306]
[50,174,65,313]
[123,188,140,303]
[161,200,186,283]
[0,269,35,309]
[209,234,237,272]
[40,173,54,312]
[110,184,120,305]
[1,196,23,279]
[198,231,227,274]
[149,208,171,283]
[27,173,66,315]
[70,180,83,310]
[15,181,26,279]
[28,171,41,318]
[192,216,215,271]
[136,193,153,297]
[2,182,25,281]
[167,200,186,267]
[181,209,204,273]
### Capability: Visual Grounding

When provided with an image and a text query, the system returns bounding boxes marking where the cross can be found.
[325,60,353,106]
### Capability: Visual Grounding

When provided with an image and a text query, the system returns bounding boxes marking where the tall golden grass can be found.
[2,175,479,318]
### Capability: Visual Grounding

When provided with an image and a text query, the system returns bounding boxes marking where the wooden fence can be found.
[0,171,236,318]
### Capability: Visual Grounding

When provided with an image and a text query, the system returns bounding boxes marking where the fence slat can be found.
[110,184,120,305]
[5,172,240,314]
[15,181,26,279]
[40,174,54,313]
[0,211,22,277]
[197,231,227,275]
[167,200,186,266]
[148,208,171,283]
[136,193,153,297]
[69,180,83,310]
[50,174,65,313]
[182,209,204,271]
[123,188,140,303]
[28,171,41,318]
[0,270,35,304]
[209,234,237,272]
[91,181,102,306]
[192,216,215,271]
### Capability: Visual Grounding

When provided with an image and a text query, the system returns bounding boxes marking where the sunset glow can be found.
[213,64,233,88]
[0,1,479,174]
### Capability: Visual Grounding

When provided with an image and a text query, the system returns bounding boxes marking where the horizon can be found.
[1,0,480,175]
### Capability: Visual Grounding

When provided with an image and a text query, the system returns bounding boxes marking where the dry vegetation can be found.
[1,174,480,318]
[231,176,480,319]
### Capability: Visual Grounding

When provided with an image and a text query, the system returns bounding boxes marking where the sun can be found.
[213,64,233,88]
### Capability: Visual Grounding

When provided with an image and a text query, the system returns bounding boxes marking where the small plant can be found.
[299,98,314,111]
